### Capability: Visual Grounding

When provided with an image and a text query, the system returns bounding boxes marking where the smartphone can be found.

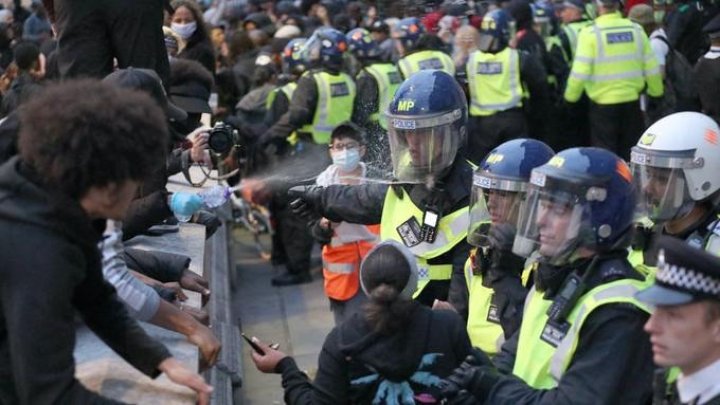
[241,333,265,355]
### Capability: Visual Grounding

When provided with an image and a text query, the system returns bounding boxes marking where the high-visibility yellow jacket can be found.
[564,12,663,104]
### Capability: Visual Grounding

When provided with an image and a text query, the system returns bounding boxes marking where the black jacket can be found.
[486,255,654,404]
[178,39,215,75]
[317,158,473,314]
[694,50,720,125]
[277,306,471,404]
[0,158,172,404]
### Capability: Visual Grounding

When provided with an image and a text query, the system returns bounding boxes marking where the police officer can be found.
[258,30,354,287]
[393,17,456,79]
[289,27,356,149]
[636,235,720,405]
[694,14,720,125]
[258,37,307,156]
[629,112,720,273]
[441,147,654,404]
[465,9,550,164]
[289,70,473,308]
[565,0,664,161]
[346,28,402,174]
[464,138,554,355]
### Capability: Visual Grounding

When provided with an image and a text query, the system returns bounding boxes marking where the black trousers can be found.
[466,109,528,165]
[54,0,169,84]
[270,195,313,275]
[589,100,644,161]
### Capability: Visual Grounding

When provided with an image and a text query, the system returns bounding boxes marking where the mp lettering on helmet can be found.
[639,132,656,146]
[485,153,504,164]
[482,18,497,30]
[547,156,565,168]
[397,100,416,111]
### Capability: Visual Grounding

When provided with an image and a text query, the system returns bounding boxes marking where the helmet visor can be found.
[632,165,693,223]
[387,113,461,183]
[468,173,526,247]
[513,182,590,265]
[630,147,696,223]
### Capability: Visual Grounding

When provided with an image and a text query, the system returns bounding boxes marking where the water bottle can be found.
[199,185,231,208]
[175,213,192,222]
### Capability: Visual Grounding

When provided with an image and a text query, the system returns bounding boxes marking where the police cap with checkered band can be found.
[636,235,720,306]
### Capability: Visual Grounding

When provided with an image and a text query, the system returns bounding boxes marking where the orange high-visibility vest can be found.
[322,224,380,301]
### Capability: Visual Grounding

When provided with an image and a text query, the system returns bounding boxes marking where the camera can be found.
[208,122,239,155]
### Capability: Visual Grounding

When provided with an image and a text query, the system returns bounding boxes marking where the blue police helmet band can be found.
[473,171,527,192]
[386,108,463,130]
[655,248,720,299]
[630,147,701,170]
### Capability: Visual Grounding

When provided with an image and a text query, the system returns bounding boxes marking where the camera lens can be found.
[208,123,235,155]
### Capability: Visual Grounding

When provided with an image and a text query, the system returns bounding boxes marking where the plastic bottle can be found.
[199,185,231,208]
[176,213,192,222]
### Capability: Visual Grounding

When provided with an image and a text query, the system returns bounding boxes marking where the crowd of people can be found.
[0,0,718,403]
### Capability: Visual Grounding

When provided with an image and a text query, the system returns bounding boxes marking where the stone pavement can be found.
[231,227,333,405]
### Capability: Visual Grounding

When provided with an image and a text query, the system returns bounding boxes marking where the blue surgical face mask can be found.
[332,148,361,172]
[172,21,197,40]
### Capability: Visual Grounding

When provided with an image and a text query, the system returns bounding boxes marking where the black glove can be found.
[484,223,525,284]
[288,185,324,219]
[487,223,516,251]
[310,220,333,245]
[440,356,500,404]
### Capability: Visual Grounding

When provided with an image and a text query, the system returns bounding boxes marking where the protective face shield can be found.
[386,111,463,184]
[630,148,697,223]
[468,173,526,247]
[513,175,595,265]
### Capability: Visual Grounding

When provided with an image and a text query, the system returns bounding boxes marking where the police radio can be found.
[420,205,440,243]
[547,274,585,323]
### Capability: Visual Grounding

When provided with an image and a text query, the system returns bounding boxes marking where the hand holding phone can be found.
[247,334,289,374]
[241,333,266,355]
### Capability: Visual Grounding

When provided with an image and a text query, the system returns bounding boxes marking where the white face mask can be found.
[332,148,361,172]
[172,21,197,40]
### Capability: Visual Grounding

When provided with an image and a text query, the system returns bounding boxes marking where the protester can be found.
[0,80,212,404]
[251,240,471,403]
[0,41,43,117]
[171,0,215,74]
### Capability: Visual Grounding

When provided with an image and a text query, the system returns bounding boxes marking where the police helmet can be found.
[281,37,307,77]
[385,70,467,184]
[514,147,637,265]
[346,28,382,61]
[392,17,426,54]
[630,112,720,223]
[479,9,513,53]
[468,139,555,247]
[299,27,348,70]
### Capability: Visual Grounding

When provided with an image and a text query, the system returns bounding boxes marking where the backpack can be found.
[656,35,699,109]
